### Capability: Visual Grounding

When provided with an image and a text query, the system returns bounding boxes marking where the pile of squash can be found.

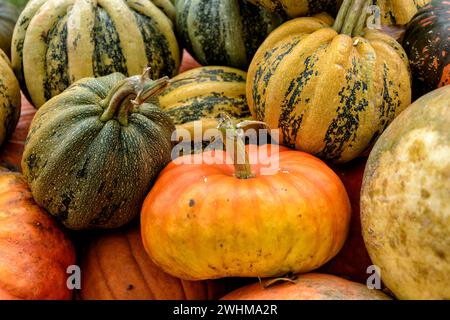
[0,0,448,300]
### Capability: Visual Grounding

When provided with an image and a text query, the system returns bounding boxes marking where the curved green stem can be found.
[217,114,257,179]
[333,0,370,36]
[99,69,170,126]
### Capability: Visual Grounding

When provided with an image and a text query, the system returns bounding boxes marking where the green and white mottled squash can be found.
[247,0,343,18]
[12,0,181,108]
[0,49,21,148]
[158,66,252,144]
[247,0,412,163]
[22,71,175,230]
[175,0,283,70]
[361,86,450,299]
[376,0,432,25]
[0,0,19,57]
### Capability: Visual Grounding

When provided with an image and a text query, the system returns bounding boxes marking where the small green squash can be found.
[0,49,21,148]
[158,66,252,145]
[247,0,343,18]
[361,86,450,299]
[12,0,181,108]
[175,0,283,70]
[22,71,175,230]
[0,0,19,57]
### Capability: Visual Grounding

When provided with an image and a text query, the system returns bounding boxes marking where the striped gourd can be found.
[0,1,19,57]
[175,0,283,70]
[247,0,412,163]
[0,49,21,148]
[247,0,343,18]
[12,0,180,108]
[158,66,251,144]
[375,0,432,25]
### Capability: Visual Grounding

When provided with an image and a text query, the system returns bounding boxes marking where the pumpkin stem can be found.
[100,68,170,126]
[333,0,370,36]
[217,113,257,179]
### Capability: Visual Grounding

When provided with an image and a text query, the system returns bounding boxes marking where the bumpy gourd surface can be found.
[361,86,450,299]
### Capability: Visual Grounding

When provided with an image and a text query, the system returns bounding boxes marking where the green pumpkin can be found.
[0,49,21,148]
[22,71,175,230]
[0,0,19,57]
[175,0,283,70]
[12,0,180,108]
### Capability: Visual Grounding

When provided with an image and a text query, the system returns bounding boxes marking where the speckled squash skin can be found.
[0,50,21,148]
[0,168,75,300]
[175,0,283,70]
[21,72,176,230]
[247,0,343,18]
[376,0,432,25]
[80,224,238,300]
[361,86,450,300]
[141,145,351,280]
[158,66,252,143]
[12,0,180,108]
[222,273,391,300]
[0,0,19,57]
[247,10,412,163]
[403,0,449,99]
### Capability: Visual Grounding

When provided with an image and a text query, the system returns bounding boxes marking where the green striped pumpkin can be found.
[12,0,180,108]
[0,0,19,57]
[158,66,252,144]
[247,0,412,163]
[175,0,283,70]
[21,72,175,230]
[0,49,21,148]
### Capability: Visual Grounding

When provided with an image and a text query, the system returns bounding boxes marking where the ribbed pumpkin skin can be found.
[376,0,432,25]
[141,145,351,280]
[0,50,21,148]
[247,16,412,163]
[81,224,238,300]
[403,0,449,99]
[361,86,450,300]
[21,73,176,230]
[247,0,343,18]
[175,0,283,70]
[12,0,180,108]
[222,273,391,300]
[158,66,251,142]
[0,1,19,57]
[0,168,75,300]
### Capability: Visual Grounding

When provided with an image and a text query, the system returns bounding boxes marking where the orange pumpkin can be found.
[80,224,244,300]
[0,168,75,300]
[141,119,351,280]
[221,273,391,300]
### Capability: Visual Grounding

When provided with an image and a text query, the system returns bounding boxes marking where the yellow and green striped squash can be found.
[11,0,181,108]
[158,66,252,144]
[0,49,21,148]
[247,0,343,18]
[376,0,432,25]
[247,0,412,163]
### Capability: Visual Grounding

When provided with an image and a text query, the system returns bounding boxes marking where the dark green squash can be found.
[175,0,283,70]
[0,0,19,57]
[22,71,176,230]
[403,0,449,99]
[12,0,180,108]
